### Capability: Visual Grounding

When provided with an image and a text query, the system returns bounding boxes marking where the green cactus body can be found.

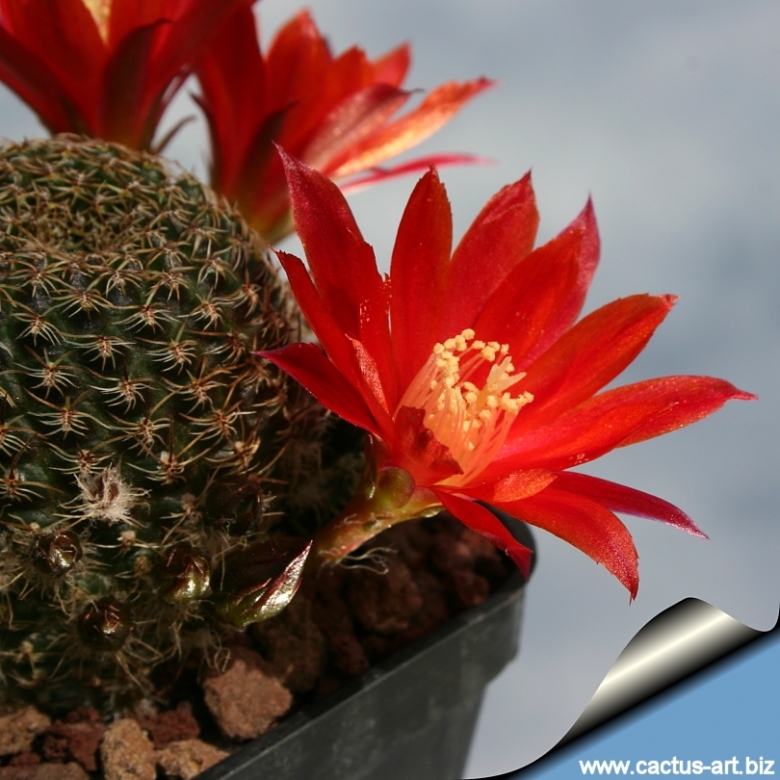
[0,137,321,706]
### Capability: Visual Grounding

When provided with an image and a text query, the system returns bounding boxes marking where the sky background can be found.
[1,1,777,776]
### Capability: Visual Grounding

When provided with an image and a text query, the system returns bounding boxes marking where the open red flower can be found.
[195,4,491,243]
[261,152,754,598]
[0,0,247,150]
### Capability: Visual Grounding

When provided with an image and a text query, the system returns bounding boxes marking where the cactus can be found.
[0,136,332,709]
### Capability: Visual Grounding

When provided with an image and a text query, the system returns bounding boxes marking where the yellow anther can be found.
[397,330,533,487]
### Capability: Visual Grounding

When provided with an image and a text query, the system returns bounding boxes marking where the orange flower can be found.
[261,153,755,597]
[0,0,247,150]
[195,4,491,243]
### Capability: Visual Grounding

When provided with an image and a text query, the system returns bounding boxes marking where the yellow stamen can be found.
[397,330,533,486]
[83,0,111,42]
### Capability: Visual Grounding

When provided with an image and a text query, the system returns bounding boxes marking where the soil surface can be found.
[0,515,513,779]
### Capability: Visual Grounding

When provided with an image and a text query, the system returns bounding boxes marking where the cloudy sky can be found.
[1,1,777,775]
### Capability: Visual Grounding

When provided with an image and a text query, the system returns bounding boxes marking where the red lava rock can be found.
[323,628,370,677]
[0,706,51,757]
[447,568,491,608]
[380,522,433,569]
[398,569,451,644]
[139,703,200,749]
[202,646,293,740]
[251,594,328,693]
[100,719,155,780]
[347,557,423,635]
[42,707,104,772]
[430,527,477,572]
[155,738,229,780]
[7,754,40,767]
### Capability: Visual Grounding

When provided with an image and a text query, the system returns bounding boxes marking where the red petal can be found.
[371,43,410,87]
[390,168,453,392]
[279,151,395,390]
[301,83,410,174]
[0,28,81,133]
[494,375,754,473]
[462,469,557,503]
[329,78,493,178]
[550,472,706,537]
[393,407,462,485]
[339,153,491,193]
[148,0,249,103]
[522,199,600,365]
[276,250,353,372]
[439,173,539,339]
[101,22,161,147]
[259,343,381,436]
[433,491,533,578]
[514,294,676,432]
[501,487,639,598]
[471,225,582,366]
[617,376,757,446]
[195,1,267,190]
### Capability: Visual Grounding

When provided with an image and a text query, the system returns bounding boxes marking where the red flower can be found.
[195,4,491,243]
[0,0,247,150]
[261,152,754,598]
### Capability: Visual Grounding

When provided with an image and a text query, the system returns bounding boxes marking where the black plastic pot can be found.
[198,520,535,780]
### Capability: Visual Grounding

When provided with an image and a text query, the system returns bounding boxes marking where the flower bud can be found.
[79,598,133,652]
[30,530,82,577]
[211,540,311,627]
[157,544,211,604]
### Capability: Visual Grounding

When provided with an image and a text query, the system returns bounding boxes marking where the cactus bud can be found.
[211,540,312,627]
[158,544,212,605]
[31,531,82,577]
[79,598,134,652]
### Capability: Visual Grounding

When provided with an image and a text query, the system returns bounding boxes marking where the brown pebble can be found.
[100,719,155,780]
[43,707,104,772]
[155,738,229,780]
[202,646,292,740]
[252,594,328,693]
[324,627,370,676]
[141,704,200,748]
[447,568,490,607]
[0,706,51,757]
[0,764,88,780]
[347,557,422,635]
[35,764,89,780]
[7,754,40,767]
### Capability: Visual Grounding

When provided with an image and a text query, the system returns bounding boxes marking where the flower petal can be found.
[472,224,582,366]
[258,343,381,436]
[433,490,533,578]
[0,28,81,133]
[370,43,410,87]
[393,407,462,485]
[301,83,410,174]
[550,472,706,537]
[513,294,676,431]
[493,375,754,473]
[439,173,539,338]
[390,168,453,392]
[528,198,600,359]
[329,77,494,178]
[461,469,557,503]
[500,486,639,598]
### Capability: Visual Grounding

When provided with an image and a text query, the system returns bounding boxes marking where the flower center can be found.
[397,329,533,485]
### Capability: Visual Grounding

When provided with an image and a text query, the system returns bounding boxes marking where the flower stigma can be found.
[398,329,533,485]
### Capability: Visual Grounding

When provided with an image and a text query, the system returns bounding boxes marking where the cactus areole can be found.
[0,136,319,704]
